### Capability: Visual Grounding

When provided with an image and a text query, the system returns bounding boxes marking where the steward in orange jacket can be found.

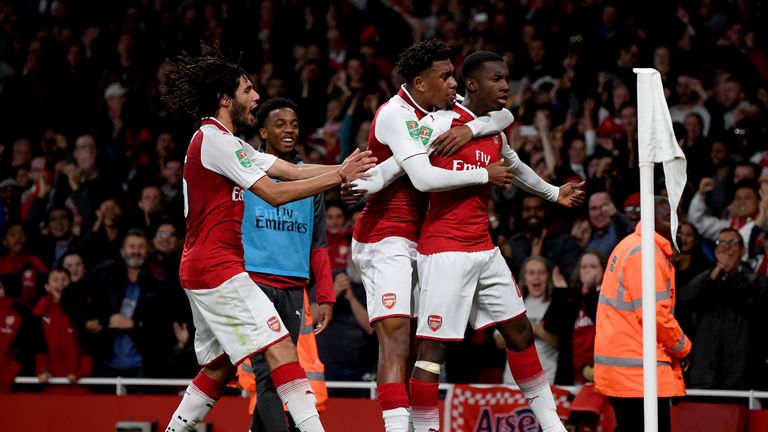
[594,198,692,431]
[595,222,691,397]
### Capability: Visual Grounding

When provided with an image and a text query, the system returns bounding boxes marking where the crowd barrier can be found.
[4,377,768,431]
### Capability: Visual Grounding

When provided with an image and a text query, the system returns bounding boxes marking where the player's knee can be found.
[417,340,448,364]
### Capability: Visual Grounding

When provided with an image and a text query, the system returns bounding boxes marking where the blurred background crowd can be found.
[0,0,767,395]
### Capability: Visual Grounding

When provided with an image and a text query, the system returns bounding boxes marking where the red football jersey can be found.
[418,104,501,254]
[353,87,431,243]
[179,118,277,289]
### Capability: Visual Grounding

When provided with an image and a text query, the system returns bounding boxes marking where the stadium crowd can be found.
[0,0,767,396]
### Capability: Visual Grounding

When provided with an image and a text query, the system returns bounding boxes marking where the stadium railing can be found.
[12,376,768,409]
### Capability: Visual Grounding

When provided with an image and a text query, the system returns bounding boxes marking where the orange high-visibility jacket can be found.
[237,289,328,414]
[594,223,692,398]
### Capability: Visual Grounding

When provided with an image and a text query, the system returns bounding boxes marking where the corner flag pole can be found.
[634,67,688,432]
[639,158,657,432]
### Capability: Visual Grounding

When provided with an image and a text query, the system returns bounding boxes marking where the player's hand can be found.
[486,160,514,188]
[38,371,51,384]
[66,374,78,384]
[338,149,376,182]
[314,303,334,335]
[341,182,365,205]
[556,181,586,208]
[432,125,473,157]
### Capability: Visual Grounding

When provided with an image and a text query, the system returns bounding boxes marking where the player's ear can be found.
[218,92,230,108]
[259,127,268,140]
[412,76,424,92]
[465,78,477,92]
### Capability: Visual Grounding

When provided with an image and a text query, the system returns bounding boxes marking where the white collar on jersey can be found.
[399,84,432,116]
[201,117,233,135]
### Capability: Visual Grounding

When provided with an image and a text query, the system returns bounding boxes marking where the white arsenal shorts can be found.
[416,248,526,340]
[351,236,419,323]
[184,272,290,366]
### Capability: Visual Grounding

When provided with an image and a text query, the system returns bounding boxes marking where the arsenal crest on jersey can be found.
[382,293,397,309]
[267,316,281,332]
[428,315,442,331]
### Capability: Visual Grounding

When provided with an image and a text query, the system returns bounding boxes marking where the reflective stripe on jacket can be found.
[594,223,692,398]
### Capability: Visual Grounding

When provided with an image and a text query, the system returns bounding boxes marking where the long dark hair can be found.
[162,42,248,120]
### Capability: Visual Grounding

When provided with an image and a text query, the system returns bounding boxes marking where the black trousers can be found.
[249,284,305,432]
[609,397,671,432]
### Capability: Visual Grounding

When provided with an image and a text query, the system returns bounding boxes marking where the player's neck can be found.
[212,109,236,134]
[462,97,491,117]
[266,145,292,161]
[405,85,436,111]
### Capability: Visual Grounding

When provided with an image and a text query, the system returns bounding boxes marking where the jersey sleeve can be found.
[201,131,268,189]
[352,156,406,195]
[375,107,428,163]
[465,108,515,137]
[243,140,278,172]
[501,135,559,202]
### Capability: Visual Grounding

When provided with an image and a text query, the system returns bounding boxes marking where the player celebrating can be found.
[358,51,583,431]
[161,44,374,432]
[351,39,516,432]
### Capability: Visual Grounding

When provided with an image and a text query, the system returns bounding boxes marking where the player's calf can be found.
[165,365,233,432]
[497,317,566,432]
[410,340,447,432]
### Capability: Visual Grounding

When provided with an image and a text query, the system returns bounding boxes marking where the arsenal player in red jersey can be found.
[161,43,374,432]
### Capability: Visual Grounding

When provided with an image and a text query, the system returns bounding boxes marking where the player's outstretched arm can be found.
[266,149,374,181]
[251,150,376,206]
[431,108,515,157]
[501,138,560,202]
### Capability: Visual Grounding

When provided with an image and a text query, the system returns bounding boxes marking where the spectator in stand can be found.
[673,223,713,304]
[124,184,165,235]
[325,200,352,274]
[0,223,48,307]
[79,198,125,269]
[50,134,114,231]
[158,158,184,226]
[32,267,92,390]
[85,229,173,378]
[503,194,581,280]
[0,279,46,392]
[544,252,605,386]
[670,74,712,137]
[498,257,558,385]
[34,205,80,269]
[622,192,641,226]
[689,178,761,252]
[679,228,760,389]
[585,191,634,258]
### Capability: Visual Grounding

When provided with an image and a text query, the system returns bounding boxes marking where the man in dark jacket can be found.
[679,228,761,389]
[85,229,174,378]
[504,194,582,279]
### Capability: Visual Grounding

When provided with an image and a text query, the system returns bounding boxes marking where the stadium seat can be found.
[672,402,747,432]
[747,410,768,432]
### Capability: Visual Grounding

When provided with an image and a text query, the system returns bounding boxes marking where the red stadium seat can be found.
[747,410,768,432]
[672,402,747,432]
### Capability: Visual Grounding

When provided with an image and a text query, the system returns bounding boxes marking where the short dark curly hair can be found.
[162,42,248,120]
[460,51,504,83]
[255,97,300,128]
[394,39,452,84]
